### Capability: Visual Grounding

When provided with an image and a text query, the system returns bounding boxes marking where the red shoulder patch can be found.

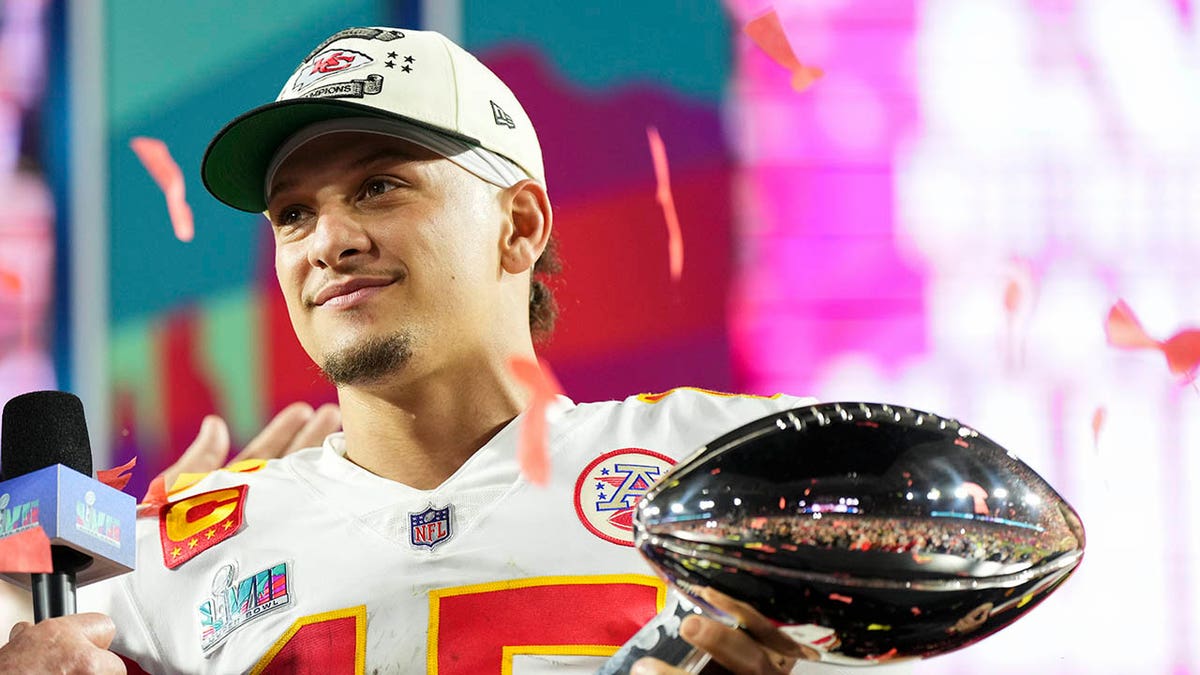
[158,485,248,569]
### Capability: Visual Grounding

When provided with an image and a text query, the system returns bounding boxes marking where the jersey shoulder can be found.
[561,387,817,463]
[578,386,816,428]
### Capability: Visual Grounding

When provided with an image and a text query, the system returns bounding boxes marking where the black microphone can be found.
[0,391,136,622]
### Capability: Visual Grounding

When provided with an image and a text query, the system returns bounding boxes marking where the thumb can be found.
[58,612,117,649]
[8,621,29,640]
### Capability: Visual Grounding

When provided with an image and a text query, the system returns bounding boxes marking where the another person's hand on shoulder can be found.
[158,402,341,489]
[2,613,125,674]
[633,588,817,675]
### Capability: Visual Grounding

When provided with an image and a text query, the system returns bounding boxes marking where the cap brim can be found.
[201,98,479,213]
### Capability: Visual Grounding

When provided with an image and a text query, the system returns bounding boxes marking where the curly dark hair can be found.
[529,235,560,343]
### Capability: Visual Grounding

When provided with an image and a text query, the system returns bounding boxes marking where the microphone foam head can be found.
[1,391,93,480]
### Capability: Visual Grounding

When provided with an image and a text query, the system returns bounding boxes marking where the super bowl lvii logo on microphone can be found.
[75,490,122,546]
[0,492,39,536]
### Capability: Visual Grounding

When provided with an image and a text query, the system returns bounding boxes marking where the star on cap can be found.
[385,60,395,68]
[387,51,397,59]
[401,65,412,73]
[404,55,414,63]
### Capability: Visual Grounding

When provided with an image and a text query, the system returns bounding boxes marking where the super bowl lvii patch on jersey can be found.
[198,560,292,655]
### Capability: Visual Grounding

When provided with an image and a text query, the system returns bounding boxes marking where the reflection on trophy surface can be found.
[622,402,1085,669]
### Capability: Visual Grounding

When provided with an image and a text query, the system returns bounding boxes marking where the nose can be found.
[308,208,372,269]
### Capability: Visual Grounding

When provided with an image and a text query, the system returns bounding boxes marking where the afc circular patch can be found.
[574,448,676,546]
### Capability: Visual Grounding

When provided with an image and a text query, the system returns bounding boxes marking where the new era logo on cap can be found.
[491,101,515,128]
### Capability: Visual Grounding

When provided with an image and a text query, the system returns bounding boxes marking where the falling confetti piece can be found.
[0,525,52,573]
[0,267,20,293]
[508,356,565,486]
[1105,300,1158,350]
[1162,330,1200,379]
[1091,406,1106,452]
[140,474,167,509]
[743,8,825,93]
[868,648,899,662]
[779,496,787,510]
[829,593,853,604]
[646,127,684,282]
[1001,259,1035,368]
[1105,300,1200,382]
[97,457,137,493]
[130,137,195,243]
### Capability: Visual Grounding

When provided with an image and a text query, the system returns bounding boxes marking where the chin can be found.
[317,332,414,386]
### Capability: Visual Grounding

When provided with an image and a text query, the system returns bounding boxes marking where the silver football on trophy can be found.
[622,402,1085,668]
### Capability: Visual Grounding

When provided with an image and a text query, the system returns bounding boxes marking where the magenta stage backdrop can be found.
[726,2,1200,673]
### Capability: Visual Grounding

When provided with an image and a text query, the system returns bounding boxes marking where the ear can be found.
[499,179,552,275]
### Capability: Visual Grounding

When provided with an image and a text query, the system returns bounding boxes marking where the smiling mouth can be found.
[309,276,398,309]
[318,283,392,309]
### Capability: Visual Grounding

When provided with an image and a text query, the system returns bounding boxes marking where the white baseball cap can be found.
[202,26,545,213]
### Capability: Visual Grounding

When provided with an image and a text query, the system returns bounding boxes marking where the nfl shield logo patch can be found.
[409,504,453,550]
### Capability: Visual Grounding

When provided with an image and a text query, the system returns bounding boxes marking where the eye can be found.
[273,205,307,227]
[359,176,400,200]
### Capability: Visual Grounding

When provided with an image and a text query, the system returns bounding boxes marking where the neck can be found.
[335,347,535,489]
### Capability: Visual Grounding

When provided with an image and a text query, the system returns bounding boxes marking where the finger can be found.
[700,587,813,660]
[95,648,129,674]
[283,403,341,455]
[232,402,314,462]
[631,657,688,675]
[58,612,117,649]
[9,621,29,640]
[679,615,792,674]
[161,415,231,490]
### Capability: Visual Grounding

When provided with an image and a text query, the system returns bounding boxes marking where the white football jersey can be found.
[79,389,907,675]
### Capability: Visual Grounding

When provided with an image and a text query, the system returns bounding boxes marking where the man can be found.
[79,27,826,674]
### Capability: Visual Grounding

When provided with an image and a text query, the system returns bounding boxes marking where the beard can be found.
[318,332,413,386]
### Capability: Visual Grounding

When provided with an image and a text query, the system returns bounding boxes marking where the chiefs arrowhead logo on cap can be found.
[292,48,373,92]
[159,485,248,569]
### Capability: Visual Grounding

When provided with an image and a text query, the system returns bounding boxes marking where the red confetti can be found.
[911,607,922,616]
[743,8,824,93]
[1105,300,1200,382]
[0,267,20,293]
[1091,407,1106,452]
[1105,300,1159,349]
[646,127,684,282]
[779,496,787,510]
[1162,330,1200,379]
[0,525,52,573]
[508,356,565,486]
[829,593,853,604]
[130,137,195,243]
[1002,259,1035,368]
[97,457,137,493]
[869,648,899,662]
[140,474,168,510]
